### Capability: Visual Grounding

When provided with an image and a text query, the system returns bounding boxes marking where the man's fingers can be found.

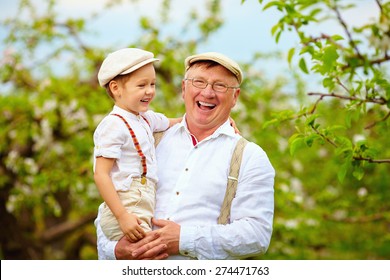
[141,232,160,244]
[142,251,169,260]
[153,252,169,260]
[152,218,169,228]
[141,252,168,260]
[137,244,168,260]
[132,235,166,259]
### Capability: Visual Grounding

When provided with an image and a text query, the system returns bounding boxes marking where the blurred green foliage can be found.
[0,0,389,259]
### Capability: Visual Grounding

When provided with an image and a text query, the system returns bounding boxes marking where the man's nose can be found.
[201,83,216,97]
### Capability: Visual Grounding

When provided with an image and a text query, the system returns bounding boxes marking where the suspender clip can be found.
[228,176,238,181]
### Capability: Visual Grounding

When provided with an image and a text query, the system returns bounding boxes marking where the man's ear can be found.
[181,79,186,99]
[231,88,240,108]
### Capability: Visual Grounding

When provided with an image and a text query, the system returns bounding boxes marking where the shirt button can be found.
[176,191,180,195]
[185,168,188,171]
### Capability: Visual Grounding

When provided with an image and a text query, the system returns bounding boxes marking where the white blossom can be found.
[357,187,368,198]
[285,219,299,229]
[353,134,366,143]
[24,158,39,174]
[292,160,303,172]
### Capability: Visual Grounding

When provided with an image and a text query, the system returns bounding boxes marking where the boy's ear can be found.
[109,80,121,98]
[108,80,118,92]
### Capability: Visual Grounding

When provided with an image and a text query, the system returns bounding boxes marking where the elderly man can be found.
[95,52,275,260]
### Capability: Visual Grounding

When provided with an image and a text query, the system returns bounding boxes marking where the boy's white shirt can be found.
[93,105,169,190]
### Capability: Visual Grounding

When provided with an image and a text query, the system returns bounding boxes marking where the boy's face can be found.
[109,63,156,115]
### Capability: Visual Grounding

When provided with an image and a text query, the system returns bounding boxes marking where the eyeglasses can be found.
[184,78,239,93]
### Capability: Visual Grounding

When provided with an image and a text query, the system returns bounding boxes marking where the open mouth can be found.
[141,99,150,103]
[197,101,216,110]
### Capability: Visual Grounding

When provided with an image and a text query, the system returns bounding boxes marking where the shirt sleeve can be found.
[94,116,126,159]
[179,142,275,260]
[94,203,118,260]
[143,110,170,132]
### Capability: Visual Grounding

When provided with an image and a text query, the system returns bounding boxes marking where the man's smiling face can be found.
[182,62,240,135]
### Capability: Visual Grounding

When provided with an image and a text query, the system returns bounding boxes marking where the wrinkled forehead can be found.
[185,61,237,81]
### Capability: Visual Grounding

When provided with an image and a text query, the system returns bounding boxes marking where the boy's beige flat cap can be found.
[98,48,159,87]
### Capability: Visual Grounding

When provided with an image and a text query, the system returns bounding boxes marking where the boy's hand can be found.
[118,212,145,242]
[229,116,240,134]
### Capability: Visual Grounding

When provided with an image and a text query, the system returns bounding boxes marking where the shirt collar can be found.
[112,105,141,121]
[176,114,236,140]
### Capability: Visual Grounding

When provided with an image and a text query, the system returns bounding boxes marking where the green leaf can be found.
[304,134,321,147]
[335,136,353,151]
[331,34,344,41]
[322,77,335,90]
[275,30,282,43]
[263,1,281,11]
[299,57,309,74]
[328,125,346,133]
[321,46,339,73]
[289,135,305,156]
[287,47,295,65]
[262,118,278,129]
[271,23,280,36]
[352,166,365,180]
[305,114,318,126]
[337,161,350,182]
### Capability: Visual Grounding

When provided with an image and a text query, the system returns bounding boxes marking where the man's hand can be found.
[115,232,168,260]
[131,218,181,258]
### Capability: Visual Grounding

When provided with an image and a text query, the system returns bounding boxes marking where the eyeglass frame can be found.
[184,77,239,93]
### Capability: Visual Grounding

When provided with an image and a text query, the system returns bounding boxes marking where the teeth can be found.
[198,101,215,107]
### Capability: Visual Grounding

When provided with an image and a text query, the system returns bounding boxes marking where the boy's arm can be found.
[94,156,126,219]
[229,116,240,134]
[168,117,182,127]
[94,156,144,241]
[144,111,182,132]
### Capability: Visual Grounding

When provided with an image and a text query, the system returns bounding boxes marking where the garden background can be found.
[1,0,389,259]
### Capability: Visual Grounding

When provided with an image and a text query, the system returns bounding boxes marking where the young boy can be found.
[93,48,181,242]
